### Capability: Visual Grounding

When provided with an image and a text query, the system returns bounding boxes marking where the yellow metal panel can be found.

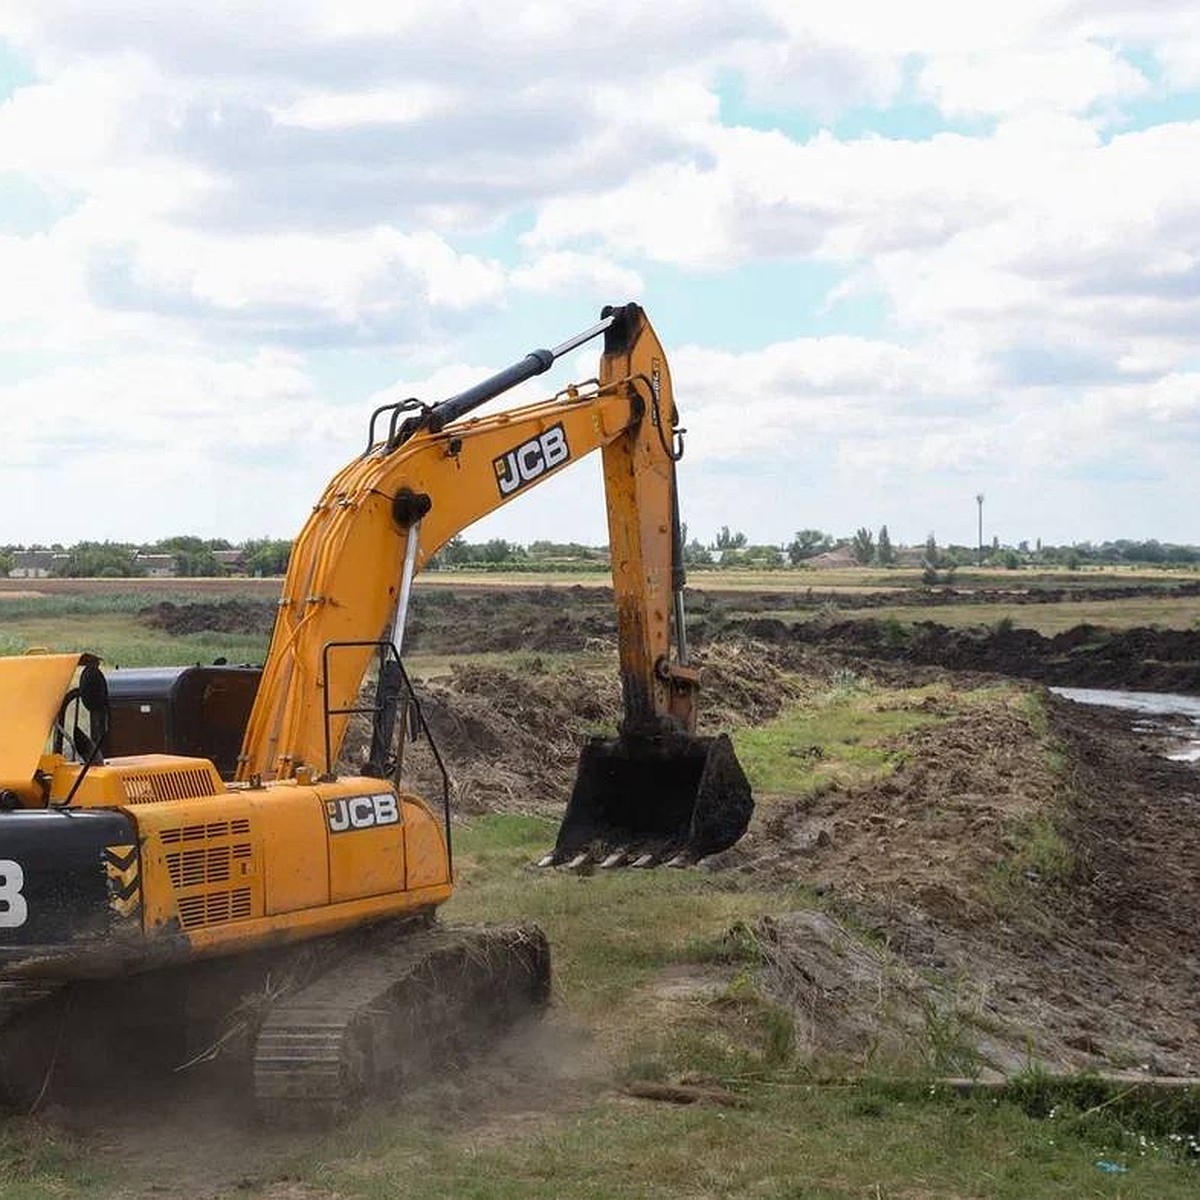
[181,882,453,958]
[248,783,330,915]
[134,791,265,933]
[0,652,82,803]
[401,796,451,890]
[317,779,407,903]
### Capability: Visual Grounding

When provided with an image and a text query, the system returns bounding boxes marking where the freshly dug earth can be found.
[720,686,1200,1078]
[340,641,808,812]
[353,637,1200,1081]
[137,587,618,653]
[139,599,276,637]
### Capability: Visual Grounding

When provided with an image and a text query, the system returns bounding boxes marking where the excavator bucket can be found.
[545,731,753,868]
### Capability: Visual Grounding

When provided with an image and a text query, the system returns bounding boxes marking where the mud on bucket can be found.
[549,731,753,867]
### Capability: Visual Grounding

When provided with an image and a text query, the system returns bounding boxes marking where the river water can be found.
[1051,687,1200,763]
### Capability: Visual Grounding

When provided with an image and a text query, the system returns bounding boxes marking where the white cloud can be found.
[269,84,452,130]
[918,43,1149,117]
[510,252,643,298]
[0,1,1198,547]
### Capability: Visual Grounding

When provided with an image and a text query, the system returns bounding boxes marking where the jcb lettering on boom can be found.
[494,423,570,497]
[326,793,400,834]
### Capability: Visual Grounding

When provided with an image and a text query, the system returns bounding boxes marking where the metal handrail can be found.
[319,639,453,874]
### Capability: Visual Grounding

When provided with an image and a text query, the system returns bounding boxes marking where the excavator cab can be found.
[104,664,262,780]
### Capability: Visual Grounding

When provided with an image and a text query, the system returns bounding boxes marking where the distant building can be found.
[806,547,856,568]
[134,552,177,578]
[10,550,61,578]
[212,549,245,573]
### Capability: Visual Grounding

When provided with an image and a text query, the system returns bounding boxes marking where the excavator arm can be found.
[238,303,752,866]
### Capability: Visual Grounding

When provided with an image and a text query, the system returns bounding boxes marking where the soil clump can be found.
[340,641,807,813]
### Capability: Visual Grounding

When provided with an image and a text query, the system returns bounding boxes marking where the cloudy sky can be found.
[1,1,1198,552]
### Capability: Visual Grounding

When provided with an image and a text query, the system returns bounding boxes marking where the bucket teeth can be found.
[599,848,630,869]
[663,850,695,869]
[563,852,591,871]
[551,731,754,871]
[534,852,557,869]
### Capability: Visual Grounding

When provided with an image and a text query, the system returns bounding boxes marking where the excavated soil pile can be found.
[340,642,808,814]
[136,587,618,653]
[737,618,1200,694]
[139,599,276,637]
[722,689,1200,1077]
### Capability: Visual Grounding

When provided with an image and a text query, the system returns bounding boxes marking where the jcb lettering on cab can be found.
[326,793,400,834]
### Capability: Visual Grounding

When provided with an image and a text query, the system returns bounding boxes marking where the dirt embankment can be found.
[139,599,276,637]
[719,686,1200,1078]
[768,580,1200,610]
[137,588,617,653]
[138,586,1200,697]
[736,618,1200,694]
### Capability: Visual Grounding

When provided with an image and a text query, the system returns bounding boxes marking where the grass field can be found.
[736,596,1200,635]
[2,576,1198,1197]
[4,808,1197,1198]
[0,566,1197,668]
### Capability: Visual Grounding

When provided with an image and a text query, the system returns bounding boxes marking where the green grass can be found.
[833,596,1200,635]
[0,589,266,617]
[731,680,945,797]
[7,1077,1195,1200]
[444,816,799,1014]
[288,1078,1199,1200]
[0,613,267,668]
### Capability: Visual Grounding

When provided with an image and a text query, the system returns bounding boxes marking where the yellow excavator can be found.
[0,304,753,1120]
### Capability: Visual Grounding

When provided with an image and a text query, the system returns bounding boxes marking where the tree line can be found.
[1,537,293,578]
[4,531,1196,579]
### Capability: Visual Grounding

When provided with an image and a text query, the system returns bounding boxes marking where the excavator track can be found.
[0,981,69,1110]
[253,923,550,1124]
[0,980,65,1027]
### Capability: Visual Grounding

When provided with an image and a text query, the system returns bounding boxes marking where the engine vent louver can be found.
[121,767,218,805]
[177,888,254,930]
[158,818,258,931]
[160,818,250,844]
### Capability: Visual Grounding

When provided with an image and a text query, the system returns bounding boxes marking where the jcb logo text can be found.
[494,424,570,497]
[326,793,400,834]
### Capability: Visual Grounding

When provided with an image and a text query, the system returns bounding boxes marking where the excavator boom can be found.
[237,303,752,865]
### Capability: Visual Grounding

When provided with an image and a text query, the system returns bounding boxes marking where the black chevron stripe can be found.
[112,877,140,902]
[104,848,138,871]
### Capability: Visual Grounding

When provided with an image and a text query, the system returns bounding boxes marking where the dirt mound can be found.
[740,617,1200,694]
[727,688,1200,1077]
[138,599,276,636]
[340,642,800,815]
